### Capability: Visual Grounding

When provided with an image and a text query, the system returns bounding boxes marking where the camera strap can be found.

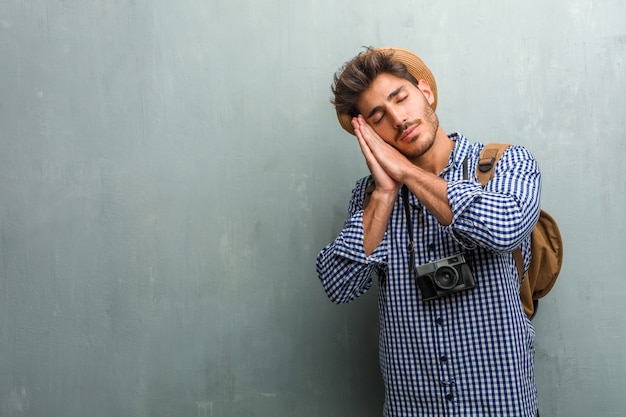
[401,185,416,275]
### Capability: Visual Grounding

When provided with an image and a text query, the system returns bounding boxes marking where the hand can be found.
[352,116,400,195]
[352,115,408,193]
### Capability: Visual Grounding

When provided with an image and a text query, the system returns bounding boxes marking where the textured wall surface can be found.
[1,1,624,416]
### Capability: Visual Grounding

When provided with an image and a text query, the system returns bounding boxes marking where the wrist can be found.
[370,187,399,205]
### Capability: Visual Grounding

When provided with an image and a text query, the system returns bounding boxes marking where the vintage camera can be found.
[414,254,476,301]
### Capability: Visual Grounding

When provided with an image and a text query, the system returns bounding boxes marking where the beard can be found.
[398,104,440,162]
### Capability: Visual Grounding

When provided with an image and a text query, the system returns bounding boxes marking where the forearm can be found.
[403,165,453,226]
[362,188,397,256]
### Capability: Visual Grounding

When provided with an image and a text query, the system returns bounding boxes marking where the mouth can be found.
[399,123,419,142]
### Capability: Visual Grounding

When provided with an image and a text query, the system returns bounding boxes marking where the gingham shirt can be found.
[317,134,541,417]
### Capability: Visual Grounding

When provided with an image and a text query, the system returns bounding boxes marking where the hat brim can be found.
[336,47,438,135]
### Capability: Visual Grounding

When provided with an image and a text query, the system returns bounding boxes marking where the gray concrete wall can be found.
[1,1,624,416]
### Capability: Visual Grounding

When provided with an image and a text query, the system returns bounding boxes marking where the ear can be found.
[417,79,435,106]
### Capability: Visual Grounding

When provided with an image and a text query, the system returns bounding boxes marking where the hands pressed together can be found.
[351,115,409,199]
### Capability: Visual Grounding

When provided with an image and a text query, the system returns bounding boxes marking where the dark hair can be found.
[331,47,419,117]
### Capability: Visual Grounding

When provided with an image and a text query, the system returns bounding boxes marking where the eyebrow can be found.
[365,86,406,119]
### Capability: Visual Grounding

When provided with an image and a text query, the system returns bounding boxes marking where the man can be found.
[316,47,541,417]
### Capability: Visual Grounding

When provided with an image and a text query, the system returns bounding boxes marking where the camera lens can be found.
[434,266,459,290]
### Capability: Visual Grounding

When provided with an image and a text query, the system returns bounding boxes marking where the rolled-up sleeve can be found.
[443,145,541,253]
[316,177,388,304]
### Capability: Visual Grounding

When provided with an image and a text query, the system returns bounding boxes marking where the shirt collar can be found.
[447,132,470,170]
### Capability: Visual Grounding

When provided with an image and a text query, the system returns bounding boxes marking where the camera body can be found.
[415,254,475,301]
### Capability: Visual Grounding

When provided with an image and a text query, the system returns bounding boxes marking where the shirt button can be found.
[440,355,448,363]
[446,393,454,401]
[428,243,436,251]
[435,317,444,326]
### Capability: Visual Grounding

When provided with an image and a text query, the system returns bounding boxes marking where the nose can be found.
[388,108,406,130]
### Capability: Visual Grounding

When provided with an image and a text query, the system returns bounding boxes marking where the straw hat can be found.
[335,47,438,135]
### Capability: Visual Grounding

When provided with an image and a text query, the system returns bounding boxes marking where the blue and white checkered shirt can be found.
[317,134,541,417]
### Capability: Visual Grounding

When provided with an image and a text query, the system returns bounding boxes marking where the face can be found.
[356,72,439,161]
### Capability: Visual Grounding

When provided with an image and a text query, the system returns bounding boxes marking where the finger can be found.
[356,115,385,148]
[355,126,376,164]
[351,116,360,132]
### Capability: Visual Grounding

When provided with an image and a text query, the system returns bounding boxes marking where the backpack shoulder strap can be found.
[476,143,511,186]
